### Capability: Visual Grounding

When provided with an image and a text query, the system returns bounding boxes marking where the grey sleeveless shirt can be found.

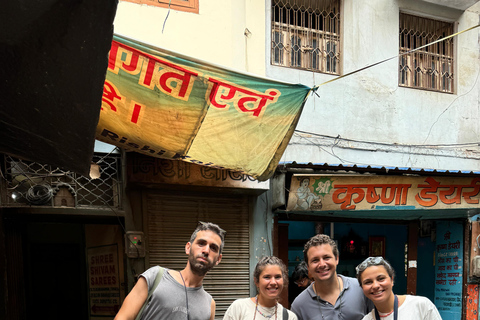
[140,266,212,320]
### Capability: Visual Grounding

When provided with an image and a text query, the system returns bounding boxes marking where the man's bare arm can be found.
[209,299,216,320]
[114,277,149,320]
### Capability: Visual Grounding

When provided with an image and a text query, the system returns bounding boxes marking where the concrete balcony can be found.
[420,0,479,10]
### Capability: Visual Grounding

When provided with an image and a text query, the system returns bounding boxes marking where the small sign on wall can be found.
[88,244,121,317]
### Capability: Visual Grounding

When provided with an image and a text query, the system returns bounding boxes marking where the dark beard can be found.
[188,253,215,276]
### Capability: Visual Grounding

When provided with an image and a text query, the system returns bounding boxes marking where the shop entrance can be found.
[24,223,87,320]
[279,219,436,306]
[4,216,125,320]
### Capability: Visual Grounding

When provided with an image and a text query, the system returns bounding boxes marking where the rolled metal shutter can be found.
[145,191,250,319]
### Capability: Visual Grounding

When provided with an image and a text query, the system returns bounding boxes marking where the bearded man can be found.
[115,222,226,320]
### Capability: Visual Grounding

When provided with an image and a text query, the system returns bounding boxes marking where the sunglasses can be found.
[355,256,391,275]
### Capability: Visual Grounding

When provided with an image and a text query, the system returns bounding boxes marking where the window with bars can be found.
[399,13,454,93]
[1,154,123,209]
[271,0,341,74]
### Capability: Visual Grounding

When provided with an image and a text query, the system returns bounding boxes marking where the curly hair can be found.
[303,234,339,263]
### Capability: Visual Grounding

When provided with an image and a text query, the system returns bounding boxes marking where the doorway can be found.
[24,223,87,320]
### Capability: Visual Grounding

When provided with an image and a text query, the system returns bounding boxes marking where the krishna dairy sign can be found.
[287,174,480,211]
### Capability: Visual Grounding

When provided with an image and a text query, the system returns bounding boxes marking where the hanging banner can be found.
[96,34,311,181]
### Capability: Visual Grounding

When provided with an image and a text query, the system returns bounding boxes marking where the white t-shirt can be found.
[223,297,298,320]
[362,295,442,320]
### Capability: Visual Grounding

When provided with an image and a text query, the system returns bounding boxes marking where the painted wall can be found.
[114,0,266,75]
[250,190,276,294]
[114,0,480,172]
[266,0,480,172]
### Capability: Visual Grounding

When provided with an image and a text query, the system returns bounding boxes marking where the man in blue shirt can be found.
[291,234,373,320]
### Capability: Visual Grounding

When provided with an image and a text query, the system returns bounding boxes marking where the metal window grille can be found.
[399,13,454,93]
[1,153,122,209]
[271,0,341,74]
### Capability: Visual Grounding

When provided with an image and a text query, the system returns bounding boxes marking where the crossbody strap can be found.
[282,306,288,320]
[135,266,165,320]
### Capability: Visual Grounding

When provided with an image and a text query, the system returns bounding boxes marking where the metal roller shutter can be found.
[144,191,250,319]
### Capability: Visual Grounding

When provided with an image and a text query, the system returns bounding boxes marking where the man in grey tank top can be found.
[114,222,226,320]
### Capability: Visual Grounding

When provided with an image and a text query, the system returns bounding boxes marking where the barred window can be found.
[1,154,123,209]
[271,0,341,75]
[399,13,454,93]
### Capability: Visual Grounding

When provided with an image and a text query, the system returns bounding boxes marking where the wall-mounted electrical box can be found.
[125,231,145,258]
[473,256,480,277]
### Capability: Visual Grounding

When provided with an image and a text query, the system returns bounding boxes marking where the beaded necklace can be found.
[253,296,277,320]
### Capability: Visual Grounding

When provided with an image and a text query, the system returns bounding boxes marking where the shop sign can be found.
[287,174,480,211]
[128,154,269,190]
[88,244,121,317]
[434,221,463,320]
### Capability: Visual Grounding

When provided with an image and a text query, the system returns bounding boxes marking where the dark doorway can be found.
[24,223,87,320]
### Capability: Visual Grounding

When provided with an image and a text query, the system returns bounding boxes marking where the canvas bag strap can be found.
[135,266,165,320]
[282,306,288,320]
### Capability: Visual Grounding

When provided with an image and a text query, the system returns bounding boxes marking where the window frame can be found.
[398,12,455,93]
[271,0,341,75]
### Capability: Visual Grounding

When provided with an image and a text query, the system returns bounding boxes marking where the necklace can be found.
[253,296,277,320]
[374,295,398,320]
[179,271,190,320]
[314,276,343,320]
[378,310,394,317]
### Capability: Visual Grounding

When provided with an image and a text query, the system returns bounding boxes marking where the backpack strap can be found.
[135,266,165,320]
[282,306,288,320]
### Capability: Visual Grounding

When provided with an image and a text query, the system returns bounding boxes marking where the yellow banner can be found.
[96,35,311,181]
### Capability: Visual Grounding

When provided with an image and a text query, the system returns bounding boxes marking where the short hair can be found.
[303,234,339,263]
[253,256,289,287]
[291,261,309,282]
[189,221,226,254]
[355,256,395,286]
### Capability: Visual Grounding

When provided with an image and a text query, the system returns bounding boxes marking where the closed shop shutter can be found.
[145,191,250,318]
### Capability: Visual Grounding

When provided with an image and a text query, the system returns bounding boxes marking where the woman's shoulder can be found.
[281,305,298,320]
[230,297,255,306]
[360,309,375,320]
[401,295,437,309]
[404,295,434,303]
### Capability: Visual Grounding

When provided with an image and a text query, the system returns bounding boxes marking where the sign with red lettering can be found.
[88,244,120,317]
[287,174,480,211]
[96,34,312,181]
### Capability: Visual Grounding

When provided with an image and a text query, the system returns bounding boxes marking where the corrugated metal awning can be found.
[278,161,480,176]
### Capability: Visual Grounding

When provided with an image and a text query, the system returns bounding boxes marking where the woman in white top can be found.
[355,256,442,320]
[223,256,297,320]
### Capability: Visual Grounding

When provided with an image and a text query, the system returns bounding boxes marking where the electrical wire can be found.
[25,184,53,205]
[294,130,480,149]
